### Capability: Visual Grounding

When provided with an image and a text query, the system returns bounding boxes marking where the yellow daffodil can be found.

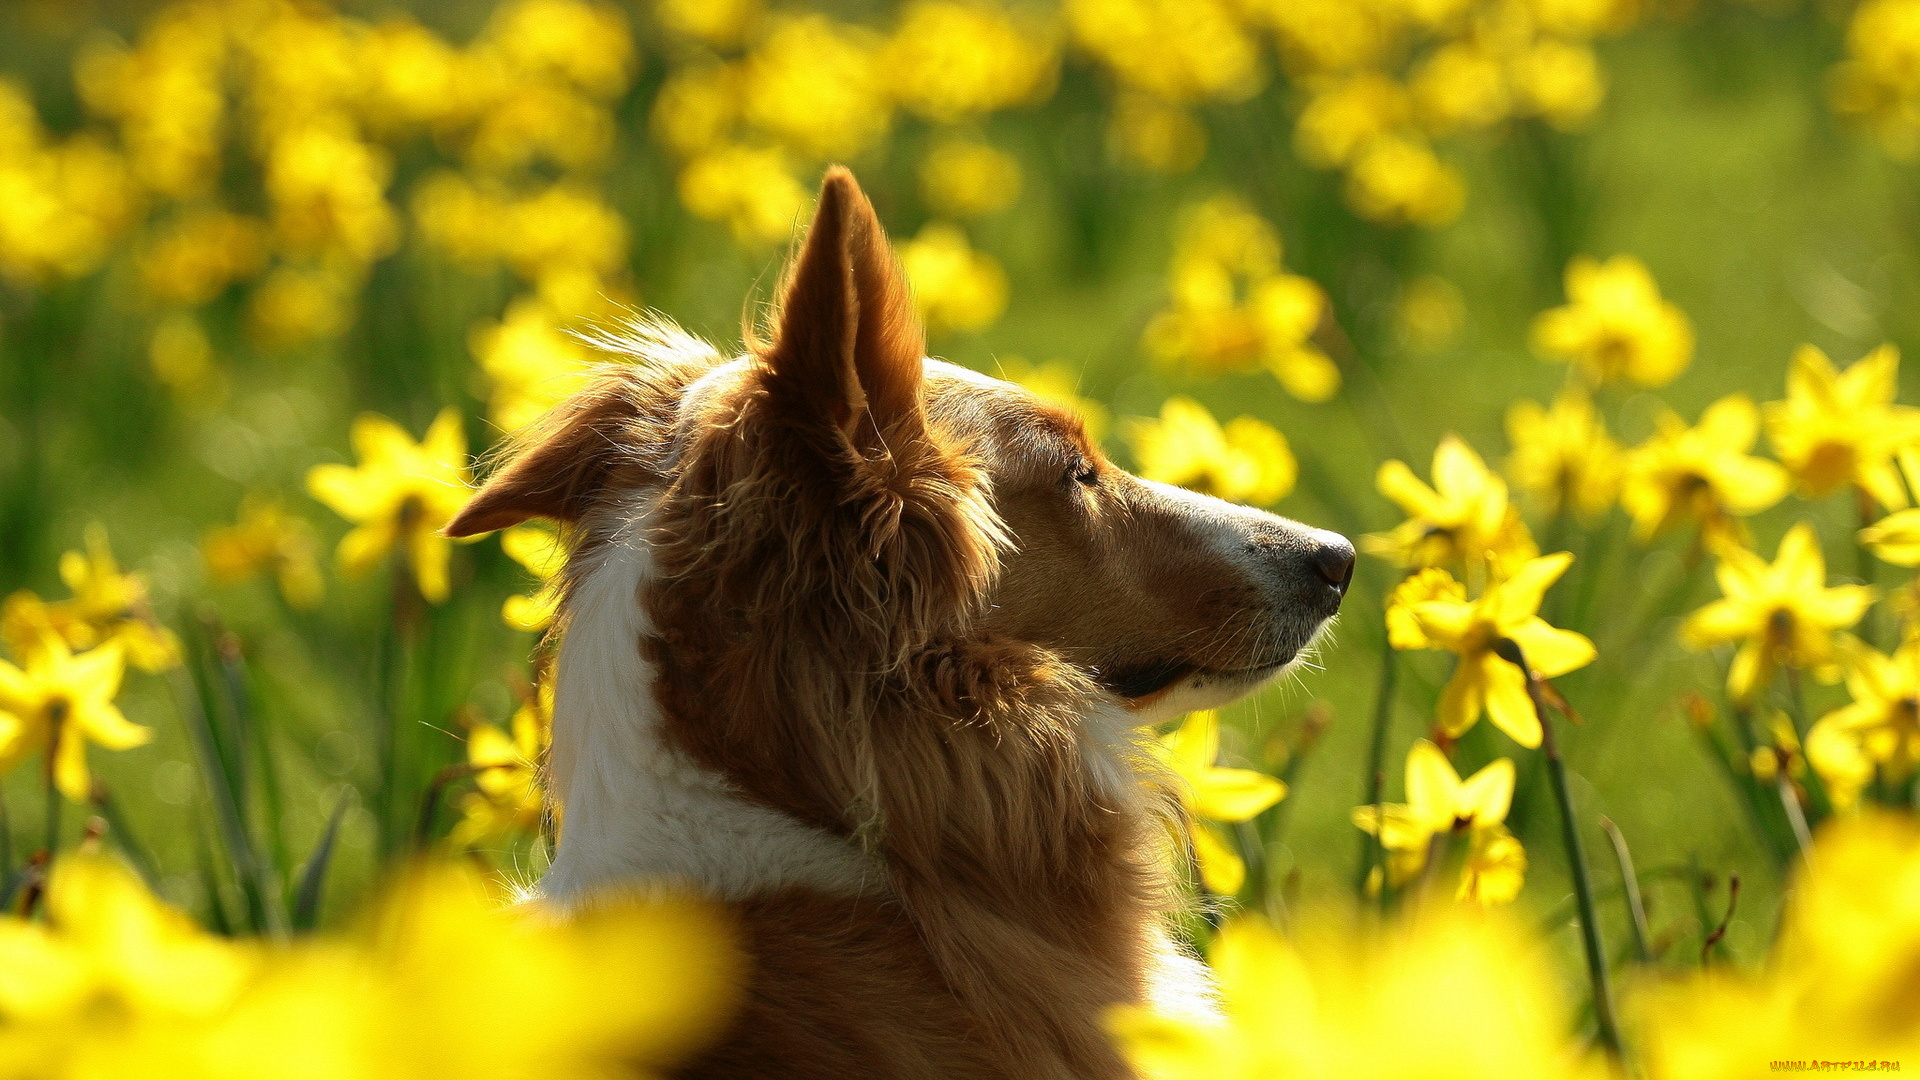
[1681,523,1873,703]
[201,495,325,610]
[900,221,1008,334]
[1125,397,1296,507]
[501,524,565,632]
[1351,739,1523,902]
[1620,393,1790,550]
[1385,567,1466,650]
[1,525,182,673]
[1397,553,1594,747]
[1158,710,1287,896]
[306,408,473,604]
[1504,388,1624,519]
[1108,912,1607,1080]
[1531,254,1694,388]
[1764,343,1920,508]
[0,637,148,801]
[1806,635,1920,799]
[1859,504,1920,566]
[452,680,554,850]
[1142,197,1339,402]
[1630,813,1920,1072]
[1362,436,1538,578]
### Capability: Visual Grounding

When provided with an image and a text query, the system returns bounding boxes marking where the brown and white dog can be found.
[445,168,1352,1079]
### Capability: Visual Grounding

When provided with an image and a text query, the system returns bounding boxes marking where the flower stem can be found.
[1857,485,1881,649]
[1495,638,1621,1055]
[1599,817,1652,963]
[1356,646,1398,901]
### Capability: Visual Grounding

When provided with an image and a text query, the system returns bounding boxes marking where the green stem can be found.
[1356,646,1399,900]
[1496,638,1621,1056]
[1599,817,1652,964]
[42,735,61,871]
[1857,486,1881,649]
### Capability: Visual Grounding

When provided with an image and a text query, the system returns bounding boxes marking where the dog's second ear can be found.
[443,375,647,538]
[762,167,926,457]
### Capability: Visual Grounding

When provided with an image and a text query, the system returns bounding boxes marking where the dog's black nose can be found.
[1309,531,1355,592]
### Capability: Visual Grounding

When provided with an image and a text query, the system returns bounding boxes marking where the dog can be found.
[444,167,1352,1079]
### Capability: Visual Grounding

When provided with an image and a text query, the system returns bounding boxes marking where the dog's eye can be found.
[1070,461,1099,488]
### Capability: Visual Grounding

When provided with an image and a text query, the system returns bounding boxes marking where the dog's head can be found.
[446,168,1349,722]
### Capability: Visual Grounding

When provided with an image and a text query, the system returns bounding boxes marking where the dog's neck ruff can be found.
[537,502,882,907]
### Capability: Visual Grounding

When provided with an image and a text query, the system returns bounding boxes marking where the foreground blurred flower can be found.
[1764,343,1920,508]
[1504,389,1624,520]
[0,638,146,801]
[1125,397,1296,506]
[1681,523,1873,704]
[1157,711,1286,896]
[1352,740,1524,903]
[1363,436,1537,577]
[501,525,564,632]
[1532,254,1694,388]
[1392,554,1594,748]
[900,222,1008,334]
[1108,911,1606,1079]
[1143,197,1338,402]
[1805,636,1920,806]
[1630,812,1920,1073]
[0,852,740,1079]
[1621,393,1790,551]
[201,495,325,610]
[306,409,473,605]
[452,680,553,851]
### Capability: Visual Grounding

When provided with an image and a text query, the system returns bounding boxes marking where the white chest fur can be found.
[537,510,882,907]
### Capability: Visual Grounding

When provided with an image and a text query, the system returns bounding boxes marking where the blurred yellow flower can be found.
[1066,0,1262,106]
[920,138,1023,218]
[1832,0,1920,159]
[1512,39,1606,130]
[0,852,740,1080]
[1158,711,1286,896]
[1620,393,1790,549]
[1682,523,1873,703]
[1363,436,1538,576]
[1398,552,1594,747]
[1504,388,1624,520]
[995,357,1110,443]
[1294,73,1412,169]
[247,264,352,350]
[201,495,326,611]
[471,298,599,436]
[900,221,1008,333]
[1352,739,1524,902]
[742,16,890,160]
[73,11,225,201]
[137,208,267,307]
[1108,91,1209,173]
[1144,197,1338,400]
[1630,812,1920,1074]
[657,0,764,45]
[148,311,227,410]
[1412,44,1509,135]
[452,680,553,850]
[1805,635,1920,801]
[650,63,742,159]
[306,409,473,605]
[1532,254,1693,388]
[1344,135,1465,227]
[261,122,398,266]
[12,524,184,674]
[480,0,635,101]
[501,525,565,633]
[676,144,808,246]
[1108,911,1607,1080]
[1125,397,1297,506]
[1860,506,1920,566]
[1764,343,1920,509]
[0,637,148,801]
[885,0,1058,124]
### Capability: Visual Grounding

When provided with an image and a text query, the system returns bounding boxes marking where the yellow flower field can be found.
[3,0,1920,1074]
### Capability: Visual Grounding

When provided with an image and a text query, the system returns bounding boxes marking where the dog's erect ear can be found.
[762,167,926,454]
[443,378,644,538]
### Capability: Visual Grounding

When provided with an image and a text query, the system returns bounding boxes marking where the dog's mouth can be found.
[1098,652,1296,700]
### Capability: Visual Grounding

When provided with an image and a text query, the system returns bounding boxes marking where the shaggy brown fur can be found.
[445,168,1349,1079]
